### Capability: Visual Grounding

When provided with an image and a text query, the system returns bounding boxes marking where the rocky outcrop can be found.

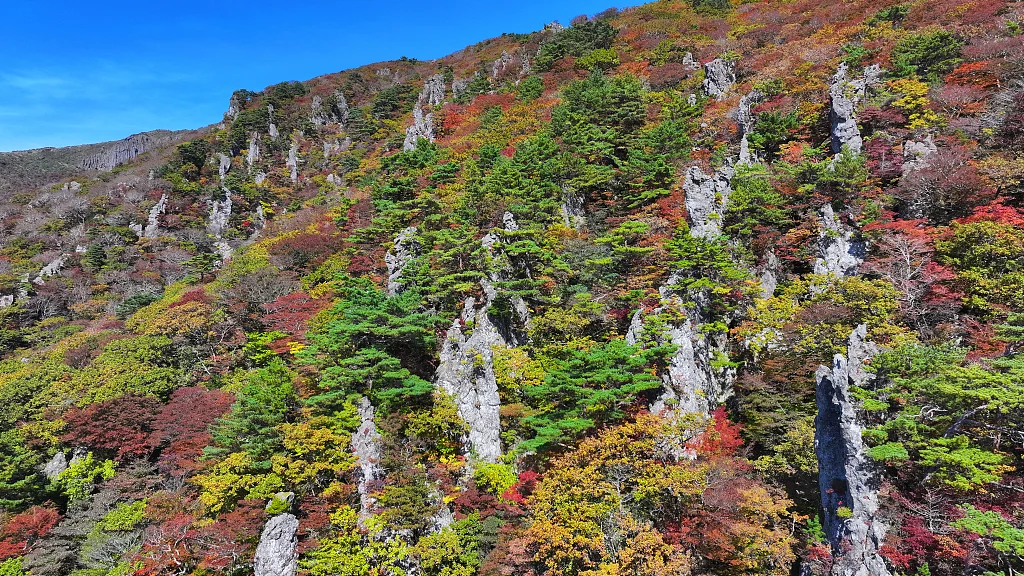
[829,64,882,155]
[815,325,891,576]
[267,105,280,139]
[627,287,733,417]
[902,134,936,175]
[253,514,299,576]
[626,161,739,417]
[287,143,298,183]
[34,254,68,285]
[683,162,734,239]
[680,52,699,71]
[436,297,505,463]
[403,107,435,151]
[310,95,329,127]
[813,204,865,278]
[42,452,68,480]
[758,249,781,298]
[702,58,736,100]
[78,132,171,171]
[226,94,242,121]
[492,49,531,79]
[403,76,446,151]
[352,398,382,523]
[246,133,260,171]
[560,185,585,229]
[434,213,530,462]
[208,191,233,260]
[218,153,231,180]
[737,89,766,164]
[142,194,168,238]
[385,227,420,296]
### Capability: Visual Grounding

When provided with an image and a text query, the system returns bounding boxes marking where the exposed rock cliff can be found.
[385,226,420,296]
[78,132,173,171]
[814,204,865,277]
[815,324,891,576]
[253,514,299,576]
[352,397,383,523]
[902,134,937,175]
[143,194,168,238]
[829,64,882,155]
[683,161,734,239]
[702,58,736,100]
[737,89,766,164]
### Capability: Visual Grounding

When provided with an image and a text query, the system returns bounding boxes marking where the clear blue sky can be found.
[0,1,623,152]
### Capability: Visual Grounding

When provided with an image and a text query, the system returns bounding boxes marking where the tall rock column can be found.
[815,324,891,576]
[352,398,383,524]
[253,513,299,576]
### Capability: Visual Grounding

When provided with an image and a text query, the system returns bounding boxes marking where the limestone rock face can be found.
[423,74,446,106]
[267,105,279,139]
[253,514,299,576]
[218,153,231,180]
[815,325,891,576]
[737,89,766,164]
[758,249,781,298]
[352,398,382,523]
[79,132,170,171]
[436,297,506,462]
[208,191,233,260]
[403,107,435,151]
[627,287,733,417]
[684,162,734,239]
[42,452,68,480]
[385,226,420,296]
[143,194,168,238]
[492,49,530,79]
[560,186,586,229]
[287,143,298,183]
[828,64,881,155]
[434,214,531,462]
[246,133,260,171]
[814,204,865,277]
[902,135,937,175]
[702,58,736,100]
[310,95,329,127]
[34,254,68,285]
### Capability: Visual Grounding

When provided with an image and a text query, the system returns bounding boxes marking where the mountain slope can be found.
[1,1,1023,576]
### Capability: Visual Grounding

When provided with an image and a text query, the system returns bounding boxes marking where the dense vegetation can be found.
[1,0,1024,575]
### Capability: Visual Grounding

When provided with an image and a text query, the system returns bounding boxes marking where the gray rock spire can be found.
[352,398,383,523]
[815,325,891,576]
[814,204,865,278]
[385,227,420,296]
[702,58,736,100]
[253,514,299,576]
[684,161,734,239]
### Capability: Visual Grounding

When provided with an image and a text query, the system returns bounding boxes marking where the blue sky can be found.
[0,1,622,152]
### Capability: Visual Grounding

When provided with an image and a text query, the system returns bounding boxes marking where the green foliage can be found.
[66,336,181,404]
[864,344,1024,490]
[688,0,732,15]
[56,452,116,501]
[473,463,517,496]
[725,164,793,239]
[952,505,1024,557]
[98,500,147,531]
[868,4,910,26]
[935,219,1024,313]
[748,111,798,162]
[303,277,436,412]
[414,515,483,576]
[206,359,296,469]
[534,20,618,71]
[302,506,409,576]
[890,28,963,82]
[0,429,42,510]
[115,292,160,319]
[517,339,669,453]
[517,76,545,102]
[266,495,292,515]
[0,558,26,576]
[576,48,620,71]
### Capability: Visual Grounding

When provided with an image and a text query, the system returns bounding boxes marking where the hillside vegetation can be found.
[1,0,1024,575]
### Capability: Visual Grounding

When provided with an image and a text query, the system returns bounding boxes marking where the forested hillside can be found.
[1,0,1023,575]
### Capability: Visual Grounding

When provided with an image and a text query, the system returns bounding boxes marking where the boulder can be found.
[702,58,736,100]
[253,514,299,576]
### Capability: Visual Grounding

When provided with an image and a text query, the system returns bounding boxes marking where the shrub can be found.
[890,28,964,82]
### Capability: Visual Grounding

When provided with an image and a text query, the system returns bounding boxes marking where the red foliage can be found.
[945,61,999,90]
[956,198,1024,227]
[0,505,61,560]
[689,407,744,457]
[148,387,234,476]
[194,500,265,572]
[269,224,343,271]
[262,291,329,338]
[169,288,212,309]
[63,395,161,461]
